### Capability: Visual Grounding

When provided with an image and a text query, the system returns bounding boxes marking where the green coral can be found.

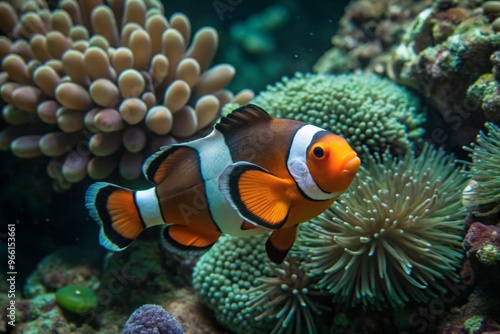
[55,285,97,313]
[192,235,326,334]
[466,73,500,122]
[462,122,500,215]
[476,243,500,265]
[192,235,274,334]
[224,72,425,154]
[297,144,466,309]
[464,315,484,334]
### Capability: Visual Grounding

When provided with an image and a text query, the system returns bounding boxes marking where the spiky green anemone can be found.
[246,258,326,334]
[462,122,500,215]
[297,144,466,309]
[223,72,425,154]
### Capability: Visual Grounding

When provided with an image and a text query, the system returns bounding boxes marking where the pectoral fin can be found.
[218,161,294,229]
[265,225,298,264]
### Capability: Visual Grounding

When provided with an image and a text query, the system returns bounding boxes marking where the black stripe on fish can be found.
[91,184,135,249]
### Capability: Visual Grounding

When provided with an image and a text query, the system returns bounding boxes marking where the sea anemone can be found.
[298,144,466,309]
[245,257,327,334]
[462,122,500,216]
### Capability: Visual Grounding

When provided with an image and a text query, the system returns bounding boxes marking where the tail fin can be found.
[85,182,145,251]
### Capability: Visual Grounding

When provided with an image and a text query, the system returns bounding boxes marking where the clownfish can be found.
[85,104,360,263]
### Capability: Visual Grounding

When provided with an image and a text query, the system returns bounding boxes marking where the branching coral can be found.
[224,72,425,154]
[298,144,466,309]
[462,122,500,216]
[0,0,253,190]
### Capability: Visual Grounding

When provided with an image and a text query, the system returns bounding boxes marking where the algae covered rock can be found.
[123,304,184,334]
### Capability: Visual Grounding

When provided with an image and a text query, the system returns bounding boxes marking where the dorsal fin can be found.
[215,104,273,137]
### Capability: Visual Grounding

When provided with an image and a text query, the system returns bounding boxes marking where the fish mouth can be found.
[342,154,360,176]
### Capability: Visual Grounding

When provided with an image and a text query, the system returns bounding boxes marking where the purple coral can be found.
[123,304,184,334]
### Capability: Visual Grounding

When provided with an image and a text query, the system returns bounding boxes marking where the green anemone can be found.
[245,257,327,334]
[297,144,466,309]
[462,122,500,215]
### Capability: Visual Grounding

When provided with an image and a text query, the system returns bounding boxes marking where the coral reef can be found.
[11,294,77,334]
[466,64,500,123]
[461,205,500,288]
[95,232,220,333]
[0,0,253,191]
[123,304,184,334]
[436,289,500,333]
[464,222,500,270]
[315,0,500,154]
[7,0,500,332]
[462,122,500,215]
[23,245,102,298]
[298,144,467,309]
[415,116,500,334]
[387,0,500,151]
[13,231,219,333]
[224,72,425,155]
[313,0,433,75]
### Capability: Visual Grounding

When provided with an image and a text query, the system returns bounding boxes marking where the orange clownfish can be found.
[85,105,360,263]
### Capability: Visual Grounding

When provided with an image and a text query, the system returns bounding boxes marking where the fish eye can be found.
[313,146,324,158]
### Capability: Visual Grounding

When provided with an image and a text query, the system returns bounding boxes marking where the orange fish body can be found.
[86,105,360,263]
